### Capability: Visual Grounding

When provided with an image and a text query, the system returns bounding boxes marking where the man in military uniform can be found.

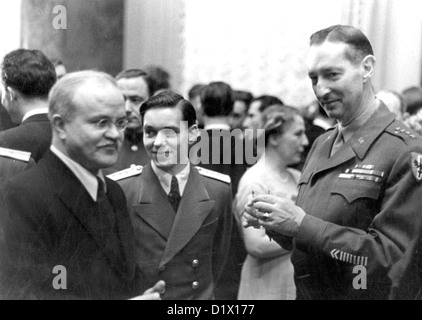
[0,147,34,182]
[109,91,232,300]
[0,49,56,162]
[244,25,422,299]
[103,69,155,175]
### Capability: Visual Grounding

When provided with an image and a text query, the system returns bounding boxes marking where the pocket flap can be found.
[331,178,380,203]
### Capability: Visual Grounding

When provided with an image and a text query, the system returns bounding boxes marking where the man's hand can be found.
[129,280,166,300]
[244,194,306,237]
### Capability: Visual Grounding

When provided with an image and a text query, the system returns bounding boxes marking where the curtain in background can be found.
[342,0,422,92]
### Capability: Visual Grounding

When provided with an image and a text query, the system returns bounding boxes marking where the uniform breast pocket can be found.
[331,178,381,203]
[331,178,381,228]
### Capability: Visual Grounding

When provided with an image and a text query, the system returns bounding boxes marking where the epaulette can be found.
[386,124,418,144]
[196,166,231,184]
[107,164,143,181]
[0,147,31,162]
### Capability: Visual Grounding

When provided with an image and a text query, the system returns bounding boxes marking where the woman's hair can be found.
[263,104,300,147]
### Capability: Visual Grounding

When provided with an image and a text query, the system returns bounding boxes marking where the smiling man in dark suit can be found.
[110,91,232,300]
[0,71,164,300]
[0,49,56,162]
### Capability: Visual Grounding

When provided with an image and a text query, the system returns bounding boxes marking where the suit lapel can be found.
[132,163,176,240]
[160,165,215,267]
[106,179,134,273]
[43,152,124,270]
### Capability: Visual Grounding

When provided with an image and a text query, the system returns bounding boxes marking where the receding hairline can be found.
[49,71,123,119]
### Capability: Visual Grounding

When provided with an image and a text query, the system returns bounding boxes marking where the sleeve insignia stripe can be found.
[195,166,231,184]
[411,152,422,182]
[330,249,368,266]
[0,147,31,162]
[107,164,143,181]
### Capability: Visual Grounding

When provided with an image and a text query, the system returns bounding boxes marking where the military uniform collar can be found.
[347,102,395,160]
[151,161,191,196]
[341,102,377,143]
[22,107,49,123]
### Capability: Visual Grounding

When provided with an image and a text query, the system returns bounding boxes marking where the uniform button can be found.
[159,265,166,272]
[395,127,401,131]
[192,281,199,290]
[192,259,199,268]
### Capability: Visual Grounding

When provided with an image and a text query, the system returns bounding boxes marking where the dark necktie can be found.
[331,128,344,157]
[96,177,115,230]
[168,176,181,213]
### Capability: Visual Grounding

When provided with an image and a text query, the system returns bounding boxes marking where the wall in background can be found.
[0,1,21,60]
[124,0,185,92]
[21,0,124,76]
[124,0,422,107]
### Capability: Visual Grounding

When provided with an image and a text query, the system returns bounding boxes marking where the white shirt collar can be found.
[151,161,191,196]
[204,123,231,131]
[22,108,49,123]
[50,145,105,201]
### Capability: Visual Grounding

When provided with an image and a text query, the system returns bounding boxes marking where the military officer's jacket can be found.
[286,104,422,299]
[109,163,232,300]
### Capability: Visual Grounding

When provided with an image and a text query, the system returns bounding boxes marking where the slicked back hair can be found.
[140,90,197,127]
[200,81,234,117]
[115,68,155,97]
[310,25,374,64]
[1,49,56,99]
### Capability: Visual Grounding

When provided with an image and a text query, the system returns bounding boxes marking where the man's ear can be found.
[4,86,17,103]
[362,55,376,83]
[51,114,67,139]
[188,124,199,145]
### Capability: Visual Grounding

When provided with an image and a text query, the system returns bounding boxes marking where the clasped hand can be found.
[243,194,306,238]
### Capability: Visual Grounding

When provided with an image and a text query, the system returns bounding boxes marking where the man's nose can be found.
[105,123,123,140]
[125,100,133,113]
[153,131,167,146]
[315,81,331,100]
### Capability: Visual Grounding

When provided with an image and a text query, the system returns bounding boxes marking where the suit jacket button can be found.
[192,281,199,290]
[159,265,166,272]
[192,259,199,268]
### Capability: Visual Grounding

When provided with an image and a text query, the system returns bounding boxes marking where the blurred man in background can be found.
[0,49,56,162]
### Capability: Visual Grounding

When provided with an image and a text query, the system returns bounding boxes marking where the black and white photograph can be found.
[0,0,422,306]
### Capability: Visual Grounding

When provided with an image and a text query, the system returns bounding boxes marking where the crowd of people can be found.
[0,24,422,300]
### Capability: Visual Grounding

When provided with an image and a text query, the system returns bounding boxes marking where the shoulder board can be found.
[196,166,231,184]
[107,164,143,181]
[386,123,419,144]
[0,147,31,162]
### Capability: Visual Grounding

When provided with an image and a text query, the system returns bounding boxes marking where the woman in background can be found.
[234,104,308,300]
